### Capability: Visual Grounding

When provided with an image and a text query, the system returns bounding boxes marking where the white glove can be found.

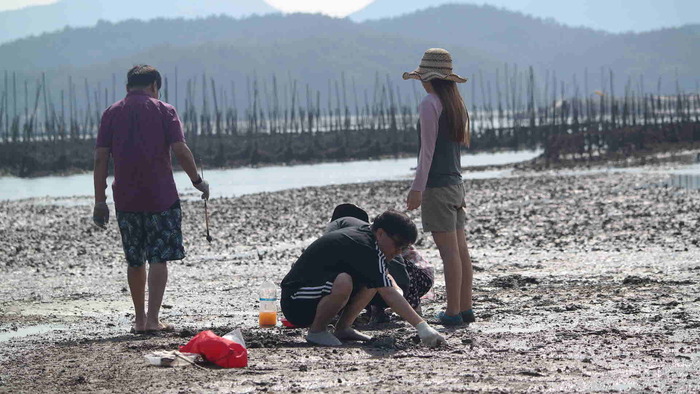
[193,177,210,200]
[416,321,445,348]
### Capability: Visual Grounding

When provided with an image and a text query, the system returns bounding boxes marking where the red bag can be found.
[179,330,248,368]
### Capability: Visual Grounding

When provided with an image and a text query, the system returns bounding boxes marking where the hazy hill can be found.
[351,0,700,34]
[0,13,503,110]
[363,4,700,91]
[0,0,277,44]
[350,0,449,22]
[0,5,697,112]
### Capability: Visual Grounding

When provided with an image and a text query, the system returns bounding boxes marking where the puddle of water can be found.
[0,324,67,342]
[7,299,132,317]
[666,174,700,190]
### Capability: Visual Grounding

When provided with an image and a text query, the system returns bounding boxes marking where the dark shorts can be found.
[281,280,335,328]
[281,297,321,328]
[116,200,185,268]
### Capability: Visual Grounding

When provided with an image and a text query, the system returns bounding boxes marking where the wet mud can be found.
[0,170,699,392]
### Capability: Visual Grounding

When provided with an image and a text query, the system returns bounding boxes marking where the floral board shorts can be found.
[421,182,467,232]
[402,246,434,308]
[116,200,185,267]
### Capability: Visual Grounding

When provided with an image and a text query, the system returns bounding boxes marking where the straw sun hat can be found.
[402,48,467,83]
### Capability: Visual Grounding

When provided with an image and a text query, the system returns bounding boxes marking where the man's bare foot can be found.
[131,316,147,333]
[144,322,175,332]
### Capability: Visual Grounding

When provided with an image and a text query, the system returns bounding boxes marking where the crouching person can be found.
[280,210,445,347]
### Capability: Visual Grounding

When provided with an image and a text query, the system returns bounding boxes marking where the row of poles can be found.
[0,66,699,153]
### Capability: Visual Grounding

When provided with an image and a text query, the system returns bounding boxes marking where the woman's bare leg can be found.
[432,230,462,316]
[456,228,473,312]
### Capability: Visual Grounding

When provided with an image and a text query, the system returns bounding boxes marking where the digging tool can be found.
[201,164,212,243]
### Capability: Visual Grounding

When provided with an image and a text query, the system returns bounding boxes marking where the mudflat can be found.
[1,169,698,393]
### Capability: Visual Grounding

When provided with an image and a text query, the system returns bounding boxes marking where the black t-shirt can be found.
[281,224,392,298]
[326,217,410,291]
[325,216,368,234]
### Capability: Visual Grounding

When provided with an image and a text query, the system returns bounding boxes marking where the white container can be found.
[258,281,278,327]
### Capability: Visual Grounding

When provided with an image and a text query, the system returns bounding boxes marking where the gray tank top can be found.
[417,113,462,188]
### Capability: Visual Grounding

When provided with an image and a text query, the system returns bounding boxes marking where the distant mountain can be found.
[0,13,503,111]
[351,0,700,34]
[350,0,448,22]
[362,4,700,91]
[0,5,697,113]
[0,0,277,44]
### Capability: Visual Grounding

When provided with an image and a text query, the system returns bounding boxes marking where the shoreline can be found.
[0,147,538,180]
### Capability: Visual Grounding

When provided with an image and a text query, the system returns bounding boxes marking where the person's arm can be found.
[385,273,403,297]
[93,148,110,204]
[356,248,444,347]
[377,286,421,326]
[171,142,199,182]
[170,141,209,200]
[172,142,209,200]
[92,148,110,228]
[407,96,441,210]
[92,108,113,228]
[377,286,445,347]
[412,97,441,192]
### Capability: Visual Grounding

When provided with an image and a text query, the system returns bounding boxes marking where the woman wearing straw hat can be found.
[404,48,475,326]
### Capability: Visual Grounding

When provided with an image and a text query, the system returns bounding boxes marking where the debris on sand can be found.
[489,274,539,288]
[622,275,658,285]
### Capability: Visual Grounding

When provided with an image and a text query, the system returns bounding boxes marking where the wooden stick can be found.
[174,352,209,371]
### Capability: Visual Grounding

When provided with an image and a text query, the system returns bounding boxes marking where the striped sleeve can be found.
[369,242,392,288]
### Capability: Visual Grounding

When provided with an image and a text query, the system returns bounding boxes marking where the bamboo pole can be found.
[43,75,52,140]
[0,94,5,143]
[3,71,8,141]
[84,78,92,136]
[27,79,42,142]
[352,76,360,132]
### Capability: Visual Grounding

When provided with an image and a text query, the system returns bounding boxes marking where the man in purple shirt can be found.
[92,65,209,333]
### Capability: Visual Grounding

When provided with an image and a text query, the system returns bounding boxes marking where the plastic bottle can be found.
[258,281,278,327]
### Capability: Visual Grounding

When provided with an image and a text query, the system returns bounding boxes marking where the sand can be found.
[0,168,698,393]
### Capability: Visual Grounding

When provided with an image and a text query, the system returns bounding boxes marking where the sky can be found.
[0,0,374,15]
[263,0,373,17]
[0,0,697,32]
[0,0,55,11]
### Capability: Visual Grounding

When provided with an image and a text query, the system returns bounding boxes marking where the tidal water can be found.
[0,150,541,203]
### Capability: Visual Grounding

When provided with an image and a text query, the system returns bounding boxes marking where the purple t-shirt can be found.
[96,91,185,212]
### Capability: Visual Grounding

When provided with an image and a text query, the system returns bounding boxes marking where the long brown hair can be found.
[431,79,470,147]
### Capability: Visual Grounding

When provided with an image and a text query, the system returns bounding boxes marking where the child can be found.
[403,48,475,325]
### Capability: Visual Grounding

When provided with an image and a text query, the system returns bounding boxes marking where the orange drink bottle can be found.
[259,281,278,327]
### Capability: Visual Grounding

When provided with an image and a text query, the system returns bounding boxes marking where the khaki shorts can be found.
[421,183,466,232]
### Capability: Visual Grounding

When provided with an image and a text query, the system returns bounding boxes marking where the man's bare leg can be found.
[306,273,353,346]
[334,286,377,341]
[432,231,462,316]
[127,265,147,332]
[145,262,169,331]
[309,273,353,332]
